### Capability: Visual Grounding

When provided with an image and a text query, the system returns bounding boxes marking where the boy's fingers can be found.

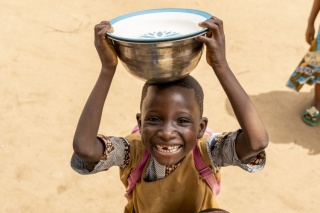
[97,27,108,36]
[195,35,210,45]
[105,36,114,45]
[94,29,114,47]
[211,16,224,32]
[95,25,114,34]
[205,30,212,38]
[198,16,223,38]
[95,21,114,33]
[199,16,220,27]
[94,21,115,46]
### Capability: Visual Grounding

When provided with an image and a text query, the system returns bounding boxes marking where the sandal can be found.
[302,105,319,126]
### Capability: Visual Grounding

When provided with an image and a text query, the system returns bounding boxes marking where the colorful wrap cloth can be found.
[287,29,320,92]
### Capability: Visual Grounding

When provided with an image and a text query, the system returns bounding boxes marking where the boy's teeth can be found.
[155,145,181,153]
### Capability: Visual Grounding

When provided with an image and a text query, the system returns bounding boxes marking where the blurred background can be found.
[1,0,319,212]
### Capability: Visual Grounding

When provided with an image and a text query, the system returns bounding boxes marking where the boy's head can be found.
[140,75,204,116]
[136,75,208,166]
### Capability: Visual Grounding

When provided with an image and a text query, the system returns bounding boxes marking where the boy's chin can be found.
[153,155,185,166]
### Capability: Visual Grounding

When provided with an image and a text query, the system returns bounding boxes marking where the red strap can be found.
[193,145,220,196]
[124,150,150,200]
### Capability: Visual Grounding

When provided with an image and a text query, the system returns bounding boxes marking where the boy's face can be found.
[137,85,208,166]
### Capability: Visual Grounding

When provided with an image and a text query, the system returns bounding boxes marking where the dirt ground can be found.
[1,0,320,212]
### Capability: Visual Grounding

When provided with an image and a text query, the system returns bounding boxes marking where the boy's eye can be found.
[177,118,191,124]
[146,117,161,123]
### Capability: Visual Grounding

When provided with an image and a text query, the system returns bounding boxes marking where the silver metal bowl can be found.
[111,35,204,83]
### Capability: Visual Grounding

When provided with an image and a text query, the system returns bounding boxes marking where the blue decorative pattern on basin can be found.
[140,31,181,39]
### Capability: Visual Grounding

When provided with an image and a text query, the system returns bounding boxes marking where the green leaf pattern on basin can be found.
[140,31,181,38]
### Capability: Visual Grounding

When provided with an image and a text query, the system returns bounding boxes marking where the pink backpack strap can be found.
[126,126,218,199]
[124,150,150,200]
[193,145,220,197]
[125,146,220,200]
[131,125,140,134]
[204,127,214,135]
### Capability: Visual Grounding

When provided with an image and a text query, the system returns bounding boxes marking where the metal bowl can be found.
[111,35,204,83]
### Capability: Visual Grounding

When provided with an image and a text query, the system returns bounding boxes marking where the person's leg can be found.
[302,83,320,126]
[313,83,320,110]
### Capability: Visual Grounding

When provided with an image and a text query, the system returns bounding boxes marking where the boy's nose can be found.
[158,122,176,140]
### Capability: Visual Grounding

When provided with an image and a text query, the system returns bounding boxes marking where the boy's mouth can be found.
[154,144,182,153]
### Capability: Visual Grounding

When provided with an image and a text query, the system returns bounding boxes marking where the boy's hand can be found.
[196,17,227,70]
[94,21,118,70]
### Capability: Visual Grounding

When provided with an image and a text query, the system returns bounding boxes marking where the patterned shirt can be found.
[71,130,266,181]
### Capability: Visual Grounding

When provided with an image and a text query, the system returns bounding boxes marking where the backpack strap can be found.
[193,143,220,197]
[125,127,219,200]
[124,150,150,200]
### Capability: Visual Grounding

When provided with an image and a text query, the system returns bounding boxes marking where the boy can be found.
[71,17,269,212]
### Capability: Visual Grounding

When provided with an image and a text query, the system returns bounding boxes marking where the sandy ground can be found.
[1,0,320,212]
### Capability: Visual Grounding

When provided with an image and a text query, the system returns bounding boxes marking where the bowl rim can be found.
[106,8,211,43]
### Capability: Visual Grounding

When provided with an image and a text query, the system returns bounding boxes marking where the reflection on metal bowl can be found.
[111,35,205,83]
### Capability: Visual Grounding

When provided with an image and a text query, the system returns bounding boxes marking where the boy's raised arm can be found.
[73,21,118,163]
[196,17,269,161]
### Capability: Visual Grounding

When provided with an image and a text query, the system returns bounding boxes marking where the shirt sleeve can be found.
[70,135,130,175]
[206,129,266,173]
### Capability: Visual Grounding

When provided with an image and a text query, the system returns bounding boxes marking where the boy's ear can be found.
[136,113,141,128]
[198,117,208,139]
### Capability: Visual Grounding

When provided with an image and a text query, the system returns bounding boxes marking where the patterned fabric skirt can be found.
[287,29,320,92]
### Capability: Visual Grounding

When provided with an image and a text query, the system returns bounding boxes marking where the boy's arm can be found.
[196,17,269,161]
[73,21,118,163]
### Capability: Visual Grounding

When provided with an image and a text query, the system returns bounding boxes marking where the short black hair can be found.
[140,75,204,116]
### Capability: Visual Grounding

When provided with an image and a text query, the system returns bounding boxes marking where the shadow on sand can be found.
[225,90,320,155]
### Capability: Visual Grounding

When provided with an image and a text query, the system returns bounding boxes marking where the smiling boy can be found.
[137,79,207,166]
[71,17,269,212]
